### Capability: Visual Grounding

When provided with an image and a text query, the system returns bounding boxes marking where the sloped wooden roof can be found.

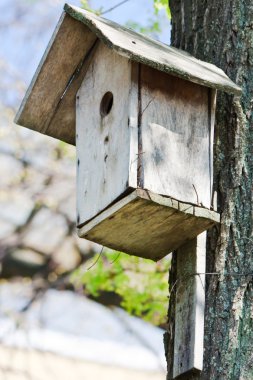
[15,3,241,145]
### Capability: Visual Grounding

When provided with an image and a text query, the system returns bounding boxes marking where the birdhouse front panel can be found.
[76,43,138,225]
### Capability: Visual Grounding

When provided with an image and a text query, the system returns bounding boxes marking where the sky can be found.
[0,0,170,107]
[90,0,171,42]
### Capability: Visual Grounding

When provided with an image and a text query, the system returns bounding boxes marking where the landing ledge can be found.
[78,189,220,261]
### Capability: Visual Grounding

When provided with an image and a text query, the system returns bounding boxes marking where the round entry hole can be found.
[100,91,114,117]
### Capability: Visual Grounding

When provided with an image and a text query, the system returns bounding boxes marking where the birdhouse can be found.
[15,4,240,261]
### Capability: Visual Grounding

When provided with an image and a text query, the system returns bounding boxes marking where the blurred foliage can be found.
[81,0,170,39]
[125,19,162,38]
[55,140,76,160]
[71,251,170,325]
[80,0,103,15]
[154,0,171,18]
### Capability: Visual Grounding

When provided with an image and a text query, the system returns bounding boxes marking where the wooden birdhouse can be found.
[15,4,241,261]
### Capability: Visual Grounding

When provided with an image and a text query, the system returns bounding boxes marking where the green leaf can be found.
[80,0,102,15]
[154,0,171,19]
[71,250,170,325]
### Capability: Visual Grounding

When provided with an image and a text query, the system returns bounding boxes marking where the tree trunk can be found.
[165,1,253,379]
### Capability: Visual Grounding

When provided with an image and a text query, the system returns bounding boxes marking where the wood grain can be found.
[78,189,219,261]
[15,13,97,145]
[65,4,241,95]
[45,39,99,145]
[15,5,240,144]
[76,43,134,224]
[173,232,206,378]
[128,62,139,188]
[210,89,217,210]
[140,65,212,208]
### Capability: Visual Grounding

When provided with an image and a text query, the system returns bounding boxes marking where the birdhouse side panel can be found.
[140,65,215,209]
[76,43,137,225]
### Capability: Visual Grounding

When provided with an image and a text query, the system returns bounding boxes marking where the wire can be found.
[101,0,131,15]
[170,272,253,295]
[110,252,121,264]
[86,246,104,270]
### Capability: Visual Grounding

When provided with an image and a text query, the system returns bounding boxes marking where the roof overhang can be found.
[15,3,241,145]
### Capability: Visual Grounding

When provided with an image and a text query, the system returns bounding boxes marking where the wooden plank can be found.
[65,4,241,95]
[76,43,134,224]
[15,13,97,145]
[140,65,212,208]
[45,39,99,145]
[128,62,139,188]
[194,205,220,223]
[210,89,217,211]
[78,190,219,261]
[15,6,240,145]
[173,232,206,379]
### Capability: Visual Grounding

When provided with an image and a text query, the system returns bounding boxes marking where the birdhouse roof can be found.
[15,3,241,145]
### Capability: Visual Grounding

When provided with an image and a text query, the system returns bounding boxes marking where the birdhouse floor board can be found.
[78,189,219,261]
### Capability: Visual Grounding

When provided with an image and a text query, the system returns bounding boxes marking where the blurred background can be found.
[0,1,171,379]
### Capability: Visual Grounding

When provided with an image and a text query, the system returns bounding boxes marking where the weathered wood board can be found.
[76,43,138,224]
[210,89,217,210]
[128,62,139,188]
[46,38,99,145]
[140,65,214,209]
[15,5,240,145]
[15,13,97,145]
[173,232,206,379]
[65,4,241,95]
[78,190,219,261]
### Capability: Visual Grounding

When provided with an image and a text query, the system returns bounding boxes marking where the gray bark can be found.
[165,1,253,379]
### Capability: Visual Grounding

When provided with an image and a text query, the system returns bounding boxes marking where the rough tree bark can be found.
[165,1,253,379]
